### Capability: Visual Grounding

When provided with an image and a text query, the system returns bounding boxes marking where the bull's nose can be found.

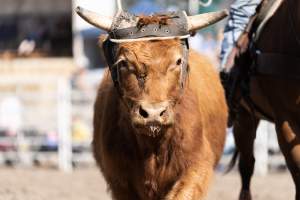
[138,102,168,120]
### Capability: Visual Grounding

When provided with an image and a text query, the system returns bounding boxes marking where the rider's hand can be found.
[235,32,250,55]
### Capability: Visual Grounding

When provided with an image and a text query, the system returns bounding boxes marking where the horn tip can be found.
[221,9,229,17]
[75,6,82,14]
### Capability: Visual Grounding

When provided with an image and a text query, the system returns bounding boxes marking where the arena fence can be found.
[0,77,285,173]
[0,77,94,172]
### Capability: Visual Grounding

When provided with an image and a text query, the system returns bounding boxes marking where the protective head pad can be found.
[109,11,190,43]
[103,11,190,94]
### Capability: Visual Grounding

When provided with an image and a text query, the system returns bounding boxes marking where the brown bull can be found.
[77,2,228,200]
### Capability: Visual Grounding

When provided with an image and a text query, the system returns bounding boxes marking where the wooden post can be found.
[189,0,200,15]
[57,78,72,172]
[254,120,269,176]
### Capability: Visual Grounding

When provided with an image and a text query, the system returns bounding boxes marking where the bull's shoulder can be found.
[187,49,227,119]
[187,51,227,163]
[187,50,221,93]
[188,50,218,75]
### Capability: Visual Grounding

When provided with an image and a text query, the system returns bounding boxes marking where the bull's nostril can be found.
[139,106,149,118]
[160,110,166,117]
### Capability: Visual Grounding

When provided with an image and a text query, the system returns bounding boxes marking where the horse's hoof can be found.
[239,190,252,200]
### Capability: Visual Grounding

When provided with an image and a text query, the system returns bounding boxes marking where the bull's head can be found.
[76,1,227,137]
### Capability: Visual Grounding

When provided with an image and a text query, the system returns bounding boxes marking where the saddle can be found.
[252,0,300,80]
[253,0,284,41]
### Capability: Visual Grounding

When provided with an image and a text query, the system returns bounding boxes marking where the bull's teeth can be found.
[149,126,155,133]
[156,127,161,132]
[149,125,161,134]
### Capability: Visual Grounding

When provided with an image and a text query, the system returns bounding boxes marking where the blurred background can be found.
[0,0,293,200]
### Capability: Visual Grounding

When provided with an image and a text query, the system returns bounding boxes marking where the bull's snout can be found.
[139,103,167,120]
[133,101,173,126]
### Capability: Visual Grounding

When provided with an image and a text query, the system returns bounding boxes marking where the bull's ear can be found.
[187,10,228,32]
[76,6,113,31]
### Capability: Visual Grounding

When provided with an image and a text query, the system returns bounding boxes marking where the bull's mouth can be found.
[132,122,168,137]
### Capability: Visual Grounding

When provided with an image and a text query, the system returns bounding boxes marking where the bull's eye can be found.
[119,61,134,72]
[176,58,182,66]
[168,58,183,72]
[137,73,146,87]
[121,61,129,68]
[137,73,146,81]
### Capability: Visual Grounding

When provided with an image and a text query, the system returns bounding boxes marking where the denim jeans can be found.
[220,0,262,69]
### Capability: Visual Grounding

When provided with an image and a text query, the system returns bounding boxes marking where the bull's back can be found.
[188,50,227,163]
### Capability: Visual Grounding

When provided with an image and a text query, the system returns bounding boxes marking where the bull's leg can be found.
[275,121,300,200]
[233,107,259,200]
[108,181,140,200]
[165,163,214,200]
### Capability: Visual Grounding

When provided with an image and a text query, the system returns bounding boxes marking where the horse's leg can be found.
[275,120,300,200]
[233,107,260,200]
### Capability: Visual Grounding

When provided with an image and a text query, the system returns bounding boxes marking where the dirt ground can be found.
[0,167,294,200]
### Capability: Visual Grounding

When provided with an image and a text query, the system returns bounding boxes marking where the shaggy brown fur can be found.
[137,15,172,29]
[93,39,227,200]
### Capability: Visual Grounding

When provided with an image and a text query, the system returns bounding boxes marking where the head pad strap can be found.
[102,39,123,94]
[180,39,189,90]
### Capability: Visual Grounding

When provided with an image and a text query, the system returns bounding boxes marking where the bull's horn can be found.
[76,6,112,31]
[188,10,228,31]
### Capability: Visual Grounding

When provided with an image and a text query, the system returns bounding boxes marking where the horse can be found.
[228,0,300,199]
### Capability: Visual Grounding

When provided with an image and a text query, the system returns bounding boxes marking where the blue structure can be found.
[129,0,163,15]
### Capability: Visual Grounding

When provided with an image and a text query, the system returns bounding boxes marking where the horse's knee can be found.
[276,121,300,188]
[238,156,255,190]
[239,155,255,174]
[292,149,300,175]
[239,190,252,200]
[233,109,259,152]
